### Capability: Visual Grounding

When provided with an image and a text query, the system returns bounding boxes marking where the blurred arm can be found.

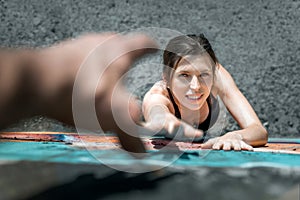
[0,49,41,128]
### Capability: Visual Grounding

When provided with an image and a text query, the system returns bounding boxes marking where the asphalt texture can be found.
[0,1,299,200]
[1,0,299,137]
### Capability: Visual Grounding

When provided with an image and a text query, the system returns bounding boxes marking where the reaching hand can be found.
[53,33,156,153]
[0,33,157,153]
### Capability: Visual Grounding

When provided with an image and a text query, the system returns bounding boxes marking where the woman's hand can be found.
[201,131,253,151]
[143,109,204,141]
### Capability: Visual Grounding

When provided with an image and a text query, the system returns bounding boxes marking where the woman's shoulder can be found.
[153,80,167,88]
[150,80,169,96]
[212,63,234,97]
[144,80,175,114]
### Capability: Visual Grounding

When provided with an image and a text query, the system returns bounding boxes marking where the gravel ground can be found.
[0,161,299,200]
[1,0,299,137]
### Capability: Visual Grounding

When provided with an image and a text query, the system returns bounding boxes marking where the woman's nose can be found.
[190,75,201,90]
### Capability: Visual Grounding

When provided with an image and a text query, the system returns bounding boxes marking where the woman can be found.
[142,34,268,151]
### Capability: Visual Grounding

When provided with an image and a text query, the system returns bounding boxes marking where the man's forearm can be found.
[0,49,41,128]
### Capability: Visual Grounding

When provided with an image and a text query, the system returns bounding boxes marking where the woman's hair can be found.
[163,34,218,83]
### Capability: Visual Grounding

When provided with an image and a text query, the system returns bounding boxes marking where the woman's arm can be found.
[202,64,268,150]
[142,81,204,140]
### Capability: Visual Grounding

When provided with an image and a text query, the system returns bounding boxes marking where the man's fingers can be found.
[110,34,157,77]
[95,84,146,154]
[111,101,145,155]
[122,34,158,59]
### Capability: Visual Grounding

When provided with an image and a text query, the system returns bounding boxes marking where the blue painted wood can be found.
[0,141,299,168]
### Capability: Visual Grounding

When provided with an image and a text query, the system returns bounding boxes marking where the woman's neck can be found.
[179,100,209,127]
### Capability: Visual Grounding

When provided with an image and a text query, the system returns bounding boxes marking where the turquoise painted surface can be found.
[0,141,299,167]
[268,138,300,143]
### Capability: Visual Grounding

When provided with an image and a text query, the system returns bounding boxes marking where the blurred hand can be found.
[30,33,157,153]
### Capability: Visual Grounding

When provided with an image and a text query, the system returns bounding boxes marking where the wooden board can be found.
[1,132,300,168]
[1,131,299,154]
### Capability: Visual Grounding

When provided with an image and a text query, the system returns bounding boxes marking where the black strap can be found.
[167,87,182,119]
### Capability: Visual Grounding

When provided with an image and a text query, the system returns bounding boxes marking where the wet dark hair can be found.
[163,34,218,83]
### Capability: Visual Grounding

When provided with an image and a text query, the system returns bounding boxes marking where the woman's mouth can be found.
[186,94,203,101]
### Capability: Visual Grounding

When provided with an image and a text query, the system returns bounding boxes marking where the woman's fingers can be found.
[144,118,254,152]
[232,141,242,151]
[222,141,232,151]
[212,140,223,150]
[151,119,204,141]
[201,138,218,149]
[167,122,204,141]
[241,142,254,151]
[201,136,253,151]
[167,120,178,134]
[182,122,204,140]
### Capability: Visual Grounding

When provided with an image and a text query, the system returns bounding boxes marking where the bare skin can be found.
[143,59,268,151]
[0,33,157,153]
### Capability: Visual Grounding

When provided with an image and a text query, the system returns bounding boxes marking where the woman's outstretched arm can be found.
[142,81,204,140]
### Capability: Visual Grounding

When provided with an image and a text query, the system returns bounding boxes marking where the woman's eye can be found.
[200,73,209,77]
[179,74,189,78]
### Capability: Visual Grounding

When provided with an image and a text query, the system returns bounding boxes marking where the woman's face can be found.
[170,54,214,111]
